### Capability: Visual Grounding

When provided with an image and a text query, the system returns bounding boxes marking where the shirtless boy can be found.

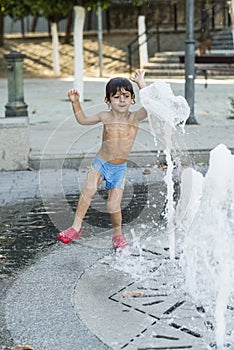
[58,70,147,250]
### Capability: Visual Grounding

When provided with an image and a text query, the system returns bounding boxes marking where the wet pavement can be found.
[1,76,234,349]
[1,165,233,350]
[0,166,168,350]
[0,199,57,349]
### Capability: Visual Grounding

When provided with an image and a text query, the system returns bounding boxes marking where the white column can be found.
[231,0,234,48]
[97,3,103,77]
[51,22,60,77]
[138,16,148,69]
[73,6,85,102]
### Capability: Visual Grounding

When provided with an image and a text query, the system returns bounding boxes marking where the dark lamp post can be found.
[185,0,198,125]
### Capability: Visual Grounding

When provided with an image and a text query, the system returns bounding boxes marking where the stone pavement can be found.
[1,77,234,169]
[0,77,234,350]
[22,77,234,167]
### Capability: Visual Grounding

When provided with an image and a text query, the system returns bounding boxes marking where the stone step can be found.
[211,29,232,38]
[150,56,180,63]
[210,29,234,50]
[212,35,233,43]
[144,62,184,69]
[212,32,232,38]
[144,43,234,78]
[211,43,233,50]
[144,65,234,78]
[144,68,234,78]
[144,69,185,77]
[144,27,234,79]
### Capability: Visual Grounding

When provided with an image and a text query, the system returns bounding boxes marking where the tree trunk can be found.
[31,15,38,32]
[106,8,111,32]
[0,14,4,47]
[87,9,92,30]
[21,18,25,37]
[51,22,61,76]
[73,6,85,102]
[64,11,73,44]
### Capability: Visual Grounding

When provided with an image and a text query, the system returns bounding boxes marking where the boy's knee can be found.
[107,200,121,214]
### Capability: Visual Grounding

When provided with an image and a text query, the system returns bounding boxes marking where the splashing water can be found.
[108,81,233,349]
[130,227,143,256]
[140,81,190,259]
[106,81,190,285]
[140,83,234,348]
[175,144,234,349]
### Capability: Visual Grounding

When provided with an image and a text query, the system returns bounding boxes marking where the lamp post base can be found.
[5,101,28,117]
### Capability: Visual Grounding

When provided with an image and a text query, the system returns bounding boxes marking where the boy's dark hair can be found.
[105,77,135,103]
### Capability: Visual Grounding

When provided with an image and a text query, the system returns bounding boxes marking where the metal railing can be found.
[127,21,185,75]
[127,0,231,74]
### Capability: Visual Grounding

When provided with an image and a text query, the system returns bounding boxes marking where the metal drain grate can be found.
[106,247,212,350]
[110,283,205,349]
[73,236,234,350]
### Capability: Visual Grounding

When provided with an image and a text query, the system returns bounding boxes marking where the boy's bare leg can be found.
[58,170,102,244]
[72,170,103,231]
[107,188,123,237]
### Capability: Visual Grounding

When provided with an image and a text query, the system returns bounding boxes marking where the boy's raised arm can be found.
[131,70,148,121]
[68,89,101,125]
[131,69,147,90]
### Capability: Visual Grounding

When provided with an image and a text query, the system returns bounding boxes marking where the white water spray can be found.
[140,82,234,348]
[140,81,190,259]
[109,81,233,349]
[175,144,234,349]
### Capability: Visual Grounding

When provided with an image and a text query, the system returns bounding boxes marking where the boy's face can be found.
[108,88,134,113]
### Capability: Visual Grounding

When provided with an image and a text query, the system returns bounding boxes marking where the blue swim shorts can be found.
[90,156,127,190]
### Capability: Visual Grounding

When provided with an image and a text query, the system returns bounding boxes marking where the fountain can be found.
[139,80,191,259]
[176,143,234,349]
[137,81,233,349]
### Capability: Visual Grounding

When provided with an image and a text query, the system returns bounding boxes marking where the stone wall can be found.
[0,117,29,171]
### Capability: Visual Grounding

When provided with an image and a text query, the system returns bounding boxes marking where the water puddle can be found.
[0,181,167,348]
[0,202,57,280]
[0,181,170,280]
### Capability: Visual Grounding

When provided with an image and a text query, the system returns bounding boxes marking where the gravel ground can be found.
[0,33,138,79]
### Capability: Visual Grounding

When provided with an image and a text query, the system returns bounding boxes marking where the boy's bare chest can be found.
[103,122,138,140]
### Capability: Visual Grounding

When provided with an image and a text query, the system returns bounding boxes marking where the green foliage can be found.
[1,0,151,23]
[38,0,73,22]
[0,0,31,19]
[1,0,73,22]
[0,0,5,14]
[71,0,150,10]
[228,97,234,119]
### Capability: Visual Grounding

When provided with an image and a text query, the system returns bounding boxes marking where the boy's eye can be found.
[113,94,130,98]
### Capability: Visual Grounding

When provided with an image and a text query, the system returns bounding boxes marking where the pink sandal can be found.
[112,234,128,250]
[58,227,82,244]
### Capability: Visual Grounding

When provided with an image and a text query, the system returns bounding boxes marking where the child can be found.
[58,70,147,250]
